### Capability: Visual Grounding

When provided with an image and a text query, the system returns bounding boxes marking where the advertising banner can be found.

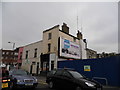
[60,37,81,59]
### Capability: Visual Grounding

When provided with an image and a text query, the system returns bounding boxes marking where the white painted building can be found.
[22,41,42,74]
[22,23,88,74]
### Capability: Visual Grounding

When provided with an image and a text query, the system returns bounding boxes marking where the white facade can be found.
[22,41,42,74]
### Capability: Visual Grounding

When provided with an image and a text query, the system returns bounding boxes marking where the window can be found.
[6,52,9,55]
[11,57,13,60]
[34,48,37,58]
[15,52,18,55]
[1,57,3,59]
[55,70,63,76]
[48,33,52,40]
[11,52,14,55]
[63,71,72,78]
[2,52,5,54]
[69,71,83,79]
[26,51,28,59]
[48,70,56,76]
[20,52,22,60]
[73,37,76,42]
[5,57,8,59]
[32,62,36,65]
[48,43,51,52]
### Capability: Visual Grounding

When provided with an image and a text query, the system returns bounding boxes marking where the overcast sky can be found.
[1,2,118,53]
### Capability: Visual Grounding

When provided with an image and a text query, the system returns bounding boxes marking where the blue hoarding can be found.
[58,56,120,87]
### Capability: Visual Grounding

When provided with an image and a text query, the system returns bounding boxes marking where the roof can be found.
[24,40,43,47]
[43,25,59,33]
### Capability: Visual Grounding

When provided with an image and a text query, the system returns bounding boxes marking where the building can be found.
[0,49,2,64]
[17,47,24,68]
[86,48,97,59]
[21,41,42,75]
[97,52,119,58]
[21,23,90,74]
[0,48,19,70]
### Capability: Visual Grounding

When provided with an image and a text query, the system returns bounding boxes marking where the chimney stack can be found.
[77,30,83,39]
[62,23,69,34]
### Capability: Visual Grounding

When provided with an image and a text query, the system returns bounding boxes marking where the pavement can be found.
[35,75,120,90]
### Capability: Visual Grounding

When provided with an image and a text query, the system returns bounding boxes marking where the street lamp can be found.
[8,42,15,50]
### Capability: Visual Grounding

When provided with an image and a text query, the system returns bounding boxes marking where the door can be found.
[36,62,39,75]
[30,65,33,74]
[51,61,54,70]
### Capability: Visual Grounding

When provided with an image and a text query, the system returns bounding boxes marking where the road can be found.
[35,76,120,90]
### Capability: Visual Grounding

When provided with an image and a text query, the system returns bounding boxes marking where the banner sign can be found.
[84,65,91,71]
[60,37,81,59]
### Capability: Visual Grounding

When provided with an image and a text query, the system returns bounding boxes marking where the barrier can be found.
[58,56,120,87]
[92,77,108,85]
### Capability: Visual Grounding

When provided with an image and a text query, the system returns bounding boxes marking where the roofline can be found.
[43,25,59,33]
[24,40,43,47]
[86,48,97,52]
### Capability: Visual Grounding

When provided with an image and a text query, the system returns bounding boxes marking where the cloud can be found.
[2,2,118,53]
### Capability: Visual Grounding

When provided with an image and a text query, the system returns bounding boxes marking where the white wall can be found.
[22,41,42,74]
[80,40,87,59]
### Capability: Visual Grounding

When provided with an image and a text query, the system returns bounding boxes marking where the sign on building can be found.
[60,37,81,59]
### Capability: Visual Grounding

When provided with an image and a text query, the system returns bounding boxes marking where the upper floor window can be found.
[6,52,9,55]
[25,51,28,59]
[34,48,37,58]
[48,33,52,40]
[20,52,22,60]
[73,37,76,42]
[48,43,51,52]
[2,52,5,55]
[14,52,18,55]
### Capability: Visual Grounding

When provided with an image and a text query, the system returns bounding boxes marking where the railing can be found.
[92,77,108,85]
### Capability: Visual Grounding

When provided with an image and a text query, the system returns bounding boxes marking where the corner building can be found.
[22,23,87,75]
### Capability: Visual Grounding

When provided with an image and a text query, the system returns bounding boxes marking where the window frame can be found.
[25,51,28,59]
[48,43,51,52]
[48,33,52,40]
[34,48,37,58]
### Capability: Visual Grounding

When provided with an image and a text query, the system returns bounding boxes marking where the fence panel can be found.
[58,56,120,86]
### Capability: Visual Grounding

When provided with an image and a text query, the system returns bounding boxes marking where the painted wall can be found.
[17,47,23,63]
[22,41,42,74]
[42,26,59,55]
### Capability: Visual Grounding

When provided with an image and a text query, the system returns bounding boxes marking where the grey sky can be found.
[2,2,118,53]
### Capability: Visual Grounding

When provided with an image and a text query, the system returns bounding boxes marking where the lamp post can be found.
[8,42,15,50]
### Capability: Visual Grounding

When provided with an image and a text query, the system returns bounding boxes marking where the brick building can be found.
[0,48,19,66]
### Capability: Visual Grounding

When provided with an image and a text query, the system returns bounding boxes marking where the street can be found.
[35,76,120,90]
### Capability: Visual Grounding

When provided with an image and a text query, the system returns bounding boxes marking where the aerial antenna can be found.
[80,19,83,34]
[77,9,79,31]
[77,9,83,34]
